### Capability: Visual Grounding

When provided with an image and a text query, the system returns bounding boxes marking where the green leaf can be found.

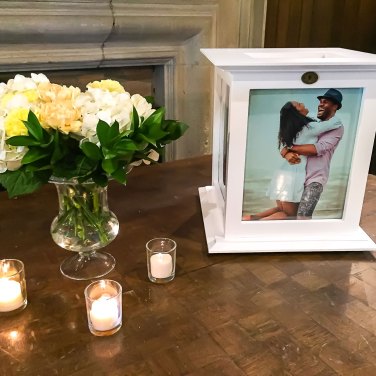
[131,106,139,131]
[6,136,40,147]
[144,96,155,105]
[28,110,40,127]
[134,140,148,150]
[39,134,54,148]
[22,148,51,164]
[121,129,133,137]
[161,120,189,141]
[42,126,53,145]
[24,162,52,172]
[53,155,96,179]
[0,169,44,197]
[51,131,64,164]
[96,120,120,147]
[111,166,127,184]
[113,139,139,154]
[138,133,157,146]
[135,107,172,143]
[23,111,44,141]
[102,147,118,160]
[102,159,119,174]
[146,126,169,141]
[109,121,120,140]
[73,156,97,177]
[96,120,112,147]
[141,107,164,130]
[80,142,102,161]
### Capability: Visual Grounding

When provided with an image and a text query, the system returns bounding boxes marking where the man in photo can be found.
[281,88,344,219]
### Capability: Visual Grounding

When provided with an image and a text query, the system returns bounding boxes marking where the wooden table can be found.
[2,156,376,375]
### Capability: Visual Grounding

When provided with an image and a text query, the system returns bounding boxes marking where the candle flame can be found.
[9,330,19,340]
[1,261,9,274]
[99,280,106,289]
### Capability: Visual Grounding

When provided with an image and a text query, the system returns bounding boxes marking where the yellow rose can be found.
[4,108,29,137]
[87,79,125,93]
[38,83,81,102]
[39,101,82,134]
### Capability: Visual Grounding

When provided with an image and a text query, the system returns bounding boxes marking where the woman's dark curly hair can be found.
[278,101,315,148]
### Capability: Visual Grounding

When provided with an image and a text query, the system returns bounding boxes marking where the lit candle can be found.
[89,294,120,331]
[0,279,24,312]
[150,253,173,279]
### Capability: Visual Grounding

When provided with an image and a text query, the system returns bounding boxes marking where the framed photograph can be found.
[199,48,376,253]
[243,87,362,221]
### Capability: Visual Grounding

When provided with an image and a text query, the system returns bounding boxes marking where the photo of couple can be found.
[242,87,363,221]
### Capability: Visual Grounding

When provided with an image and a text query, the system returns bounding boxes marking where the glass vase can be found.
[50,178,119,280]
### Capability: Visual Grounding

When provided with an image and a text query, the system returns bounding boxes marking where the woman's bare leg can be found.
[281,201,299,218]
[260,201,298,220]
[242,203,282,221]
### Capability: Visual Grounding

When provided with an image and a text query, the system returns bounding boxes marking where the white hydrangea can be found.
[5,73,49,91]
[131,94,155,119]
[75,87,155,140]
[0,73,50,117]
[0,118,26,173]
[0,76,40,172]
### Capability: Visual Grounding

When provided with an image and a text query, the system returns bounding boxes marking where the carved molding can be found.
[0,0,267,160]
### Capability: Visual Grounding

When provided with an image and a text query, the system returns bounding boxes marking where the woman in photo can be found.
[243,101,342,220]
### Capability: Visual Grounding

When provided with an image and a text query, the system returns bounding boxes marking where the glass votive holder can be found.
[146,238,176,283]
[0,259,27,315]
[84,279,122,337]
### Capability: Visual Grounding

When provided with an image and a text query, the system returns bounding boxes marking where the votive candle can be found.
[0,259,27,314]
[85,279,122,336]
[0,279,23,312]
[150,253,173,279]
[89,294,119,331]
[146,238,176,283]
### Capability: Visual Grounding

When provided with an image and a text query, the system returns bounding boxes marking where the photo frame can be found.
[199,48,376,253]
[243,87,362,221]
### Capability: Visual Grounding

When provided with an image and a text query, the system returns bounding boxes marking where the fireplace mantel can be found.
[0,0,267,160]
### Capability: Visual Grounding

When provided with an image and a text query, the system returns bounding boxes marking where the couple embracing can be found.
[244,88,344,221]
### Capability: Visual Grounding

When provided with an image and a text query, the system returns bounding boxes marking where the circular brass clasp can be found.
[301,71,318,84]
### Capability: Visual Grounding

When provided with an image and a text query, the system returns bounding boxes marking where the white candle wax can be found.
[0,279,24,312]
[89,295,119,331]
[150,253,173,279]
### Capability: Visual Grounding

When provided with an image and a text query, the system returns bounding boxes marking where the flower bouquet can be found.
[0,73,188,279]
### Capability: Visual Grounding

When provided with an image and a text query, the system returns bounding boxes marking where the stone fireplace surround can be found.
[0,0,266,161]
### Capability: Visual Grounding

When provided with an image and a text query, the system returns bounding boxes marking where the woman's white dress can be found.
[267,116,342,203]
